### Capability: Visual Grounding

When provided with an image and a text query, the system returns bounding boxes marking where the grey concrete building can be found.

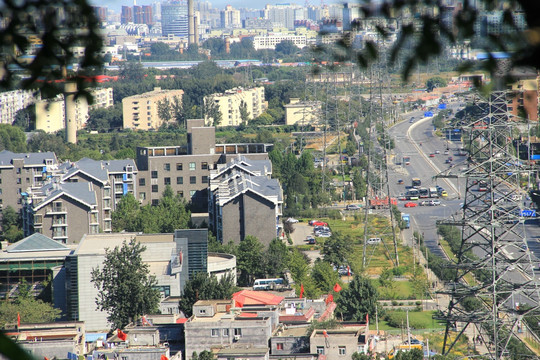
[136,119,272,211]
[309,325,370,359]
[270,326,310,356]
[21,182,101,244]
[0,150,58,211]
[184,300,274,357]
[59,157,137,233]
[208,156,283,246]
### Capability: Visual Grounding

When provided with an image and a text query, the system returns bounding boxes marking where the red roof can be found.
[176,318,188,324]
[232,290,284,307]
[238,312,258,318]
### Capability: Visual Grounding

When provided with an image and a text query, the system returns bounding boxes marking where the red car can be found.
[312,221,328,227]
[429,153,435,157]
[404,202,418,208]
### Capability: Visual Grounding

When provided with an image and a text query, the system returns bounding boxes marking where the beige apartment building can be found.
[284,98,321,126]
[122,87,184,130]
[204,87,265,127]
[35,87,114,133]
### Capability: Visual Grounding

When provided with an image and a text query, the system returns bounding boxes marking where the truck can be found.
[429,187,439,198]
[401,213,410,229]
[369,197,398,209]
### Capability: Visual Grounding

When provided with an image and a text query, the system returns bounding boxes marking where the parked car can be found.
[346,204,361,210]
[404,202,418,208]
[307,236,316,244]
[317,232,332,238]
[367,237,381,244]
[286,217,299,223]
[397,179,404,185]
[435,150,440,154]
[310,220,328,227]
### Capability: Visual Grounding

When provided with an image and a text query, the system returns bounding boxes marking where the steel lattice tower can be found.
[436,90,540,358]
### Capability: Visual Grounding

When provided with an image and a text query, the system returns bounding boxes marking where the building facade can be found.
[284,98,321,126]
[251,34,307,50]
[220,5,241,28]
[0,89,36,125]
[204,87,266,127]
[161,2,189,37]
[122,87,184,130]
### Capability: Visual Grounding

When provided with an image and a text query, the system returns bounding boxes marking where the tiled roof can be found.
[0,150,56,167]
[232,290,284,307]
[6,233,69,253]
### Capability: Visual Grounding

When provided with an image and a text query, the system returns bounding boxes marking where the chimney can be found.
[188,0,195,45]
[65,81,78,144]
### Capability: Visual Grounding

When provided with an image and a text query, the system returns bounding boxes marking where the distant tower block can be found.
[65,82,77,144]
[188,0,195,45]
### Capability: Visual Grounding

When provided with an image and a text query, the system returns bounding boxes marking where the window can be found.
[104,188,111,197]
[16,178,21,184]
[211,329,219,337]
[223,329,229,336]
[199,309,206,315]
[151,171,158,179]
[190,176,196,184]
[276,343,284,350]
[234,328,242,337]
[139,178,146,186]
[202,176,208,184]
[177,176,183,184]
[164,163,170,171]
[189,162,196,171]
[190,190,196,197]
[152,185,158,193]
[339,346,346,355]
[152,199,159,206]
[176,163,183,171]
[139,192,146,200]
[178,191,184,198]
[16,168,21,174]
[164,177,171,185]
[316,347,325,355]
[201,162,208,170]
[0,189,2,195]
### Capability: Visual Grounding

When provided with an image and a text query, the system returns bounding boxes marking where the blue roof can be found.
[7,233,69,253]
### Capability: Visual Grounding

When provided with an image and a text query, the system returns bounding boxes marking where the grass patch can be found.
[371,311,445,331]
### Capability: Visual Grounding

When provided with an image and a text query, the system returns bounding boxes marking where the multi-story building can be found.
[309,324,370,359]
[507,67,539,121]
[0,150,58,211]
[221,5,241,28]
[204,87,265,127]
[122,87,184,130]
[93,6,108,22]
[0,89,36,124]
[284,98,321,126]
[161,1,189,37]
[136,119,273,209]
[21,181,101,244]
[121,5,133,24]
[264,4,302,30]
[35,87,114,133]
[208,156,283,246]
[251,34,307,50]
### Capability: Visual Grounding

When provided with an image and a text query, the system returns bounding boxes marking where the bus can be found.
[419,187,429,198]
[412,178,421,188]
[407,188,419,200]
[253,278,284,290]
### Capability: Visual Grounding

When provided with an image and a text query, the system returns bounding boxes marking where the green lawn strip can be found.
[369,311,445,331]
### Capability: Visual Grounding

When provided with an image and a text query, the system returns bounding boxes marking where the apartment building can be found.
[204,87,266,127]
[221,5,241,28]
[0,89,36,124]
[309,324,370,359]
[35,87,114,133]
[122,87,184,130]
[136,119,273,210]
[251,34,307,50]
[21,181,101,244]
[284,98,321,126]
[507,67,539,121]
[208,157,283,246]
[0,150,58,211]
[59,158,137,233]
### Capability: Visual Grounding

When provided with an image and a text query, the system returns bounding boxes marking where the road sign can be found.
[520,209,536,217]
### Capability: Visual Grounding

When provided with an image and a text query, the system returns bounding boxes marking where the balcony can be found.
[46,206,66,215]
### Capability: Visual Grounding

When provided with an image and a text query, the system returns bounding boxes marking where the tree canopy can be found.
[91,239,160,329]
[336,275,378,321]
[179,272,237,317]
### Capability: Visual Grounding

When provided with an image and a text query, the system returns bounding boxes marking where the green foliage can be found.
[275,40,300,56]
[0,124,27,153]
[112,187,190,233]
[236,235,265,286]
[179,272,237,317]
[0,280,61,326]
[13,106,35,131]
[437,225,462,256]
[86,104,123,131]
[1,206,23,243]
[264,238,289,277]
[321,231,353,267]
[336,275,378,321]
[426,76,447,91]
[311,259,341,293]
[394,348,423,360]
[91,239,160,329]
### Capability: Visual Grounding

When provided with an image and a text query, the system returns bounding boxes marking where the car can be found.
[448,156,453,161]
[441,191,448,197]
[419,200,429,206]
[307,237,316,244]
[435,150,440,154]
[398,194,407,201]
[445,159,452,164]
[286,217,299,223]
[429,153,435,157]
[367,237,381,244]
[409,117,415,123]
[310,220,328,227]
[346,204,361,210]
[318,232,332,238]
[519,243,528,252]
[430,200,441,206]
[444,149,449,155]
[404,202,418,208]
[397,179,404,185]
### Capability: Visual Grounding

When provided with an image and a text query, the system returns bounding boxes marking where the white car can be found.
[286,217,299,223]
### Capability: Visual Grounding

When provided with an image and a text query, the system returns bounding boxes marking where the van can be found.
[367,238,381,244]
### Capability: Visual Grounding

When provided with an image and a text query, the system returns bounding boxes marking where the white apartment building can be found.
[220,5,241,28]
[0,90,37,124]
[252,33,307,50]
[204,87,266,127]
[264,4,304,30]
[35,87,114,133]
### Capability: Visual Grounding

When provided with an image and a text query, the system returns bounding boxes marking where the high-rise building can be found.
[220,5,241,28]
[142,5,153,25]
[121,5,133,24]
[264,4,299,30]
[92,6,108,22]
[0,89,36,124]
[161,1,189,37]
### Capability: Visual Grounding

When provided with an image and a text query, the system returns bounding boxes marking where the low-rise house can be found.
[309,322,370,359]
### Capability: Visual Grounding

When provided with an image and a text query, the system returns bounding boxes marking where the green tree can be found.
[336,275,378,321]
[321,232,353,267]
[236,235,264,286]
[13,106,35,131]
[275,40,299,56]
[311,259,341,292]
[111,193,140,232]
[204,96,223,126]
[264,238,289,277]
[426,76,447,91]
[155,185,191,232]
[395,348,423,360]
[239,100,250,123]
[86,104,123,131]
[1,206,23,243]
[179,272,237,317]
[151,42,172,56]
[351,352,371,360]
[158,98,172,122]
[0,124,27,152]
[91,239,160,329]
